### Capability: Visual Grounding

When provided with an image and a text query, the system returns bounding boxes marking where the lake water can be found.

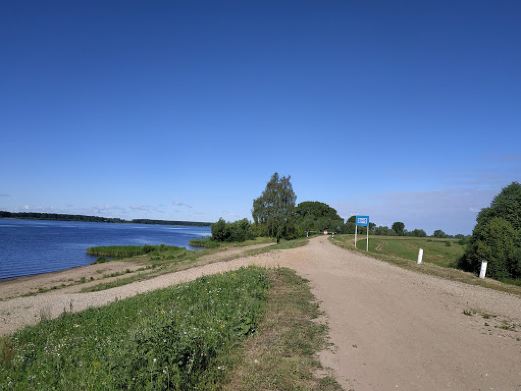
[0,218,211,280]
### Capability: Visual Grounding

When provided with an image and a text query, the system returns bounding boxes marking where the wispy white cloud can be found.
[172,201,192,209]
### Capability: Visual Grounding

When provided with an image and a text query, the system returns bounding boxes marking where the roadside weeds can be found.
[223,267,343,391]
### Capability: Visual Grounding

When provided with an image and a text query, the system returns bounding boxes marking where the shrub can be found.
[433,229,448,238]
[459,217,518,279]
[409,229,427,237]
[211,218,255,242]
[461,182,521,280]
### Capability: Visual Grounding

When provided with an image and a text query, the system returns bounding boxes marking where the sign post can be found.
[479,260,488,279]
[417,248,424,264]
[355,216,369,251]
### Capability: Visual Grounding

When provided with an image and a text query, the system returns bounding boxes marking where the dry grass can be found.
[223,268,342,391]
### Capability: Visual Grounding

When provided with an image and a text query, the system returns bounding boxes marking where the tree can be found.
[459,217,518,279]
[475,182,521,231]
[409,228,427,237]
[392,222,405,236]
[461,182,521,280]
[374,225,396,236]
[211,218,255,242]
[211,218,228,241]
[294,201,344,233]
[433,229,448,238]
[252,172,297,243]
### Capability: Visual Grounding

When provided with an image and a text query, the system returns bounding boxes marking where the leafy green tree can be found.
[459,217,517,279]
[252,173,297,243]
[432,229,448,238]
[374,225,396,236]
[461,182,521,280]
[409,228,427,237]
[211,218,254,242]
[294,201,344,233]
[211,218,228,241]
[476,182,521,231]
[392,222,405,236]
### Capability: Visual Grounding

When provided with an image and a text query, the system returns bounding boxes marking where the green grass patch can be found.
[331,234,521,297]
[500,278,521,287]
[359,236,465,268]
[189,237,221,248]
[223,267,341,390]
[0,267,270,390]
[87,244,185,258]
[190,237,275,249]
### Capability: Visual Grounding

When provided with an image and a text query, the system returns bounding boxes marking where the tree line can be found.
[0,211,211,227]
[210,172,464,243]
[210,173,521,283]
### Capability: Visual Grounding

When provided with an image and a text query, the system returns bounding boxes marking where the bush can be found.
[409,229,427,237]
[461,182,521,280]
[211,218,255,242]
[433,229,448,238]
[459,217,519,279]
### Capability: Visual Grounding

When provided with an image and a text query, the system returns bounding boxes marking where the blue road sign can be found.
[355,216,369,227]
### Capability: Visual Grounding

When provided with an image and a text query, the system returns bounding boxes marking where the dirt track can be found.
[1,236,520,390]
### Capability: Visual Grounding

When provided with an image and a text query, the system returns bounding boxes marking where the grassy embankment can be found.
[0,267,340,390]
[81,237,308,292]
[331,235,521,296]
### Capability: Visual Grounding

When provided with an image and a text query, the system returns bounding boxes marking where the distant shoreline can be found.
[0,211,212,227]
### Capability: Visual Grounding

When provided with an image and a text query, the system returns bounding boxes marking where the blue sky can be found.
[1,1,520,234]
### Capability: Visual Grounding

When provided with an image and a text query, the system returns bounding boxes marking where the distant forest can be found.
[0,211,212,227]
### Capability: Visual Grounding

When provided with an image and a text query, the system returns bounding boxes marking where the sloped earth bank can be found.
[0,242,272,300]
[1,236,521,390]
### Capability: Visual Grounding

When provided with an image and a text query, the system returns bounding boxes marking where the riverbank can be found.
[0,239,280,301]
[0,218,211,280]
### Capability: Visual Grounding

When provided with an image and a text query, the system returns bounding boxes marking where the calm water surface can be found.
[0,218,210,280]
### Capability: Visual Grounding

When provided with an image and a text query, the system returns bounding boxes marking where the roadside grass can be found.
[358,236,465,268]
[81,238,309,293]
[189,238,222,248]
[331,234,521,297]
[223,267,341,391]
[0,267,340,390]
[243,237,309,257]
[189,237,275,249]
[0,267,270,390]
